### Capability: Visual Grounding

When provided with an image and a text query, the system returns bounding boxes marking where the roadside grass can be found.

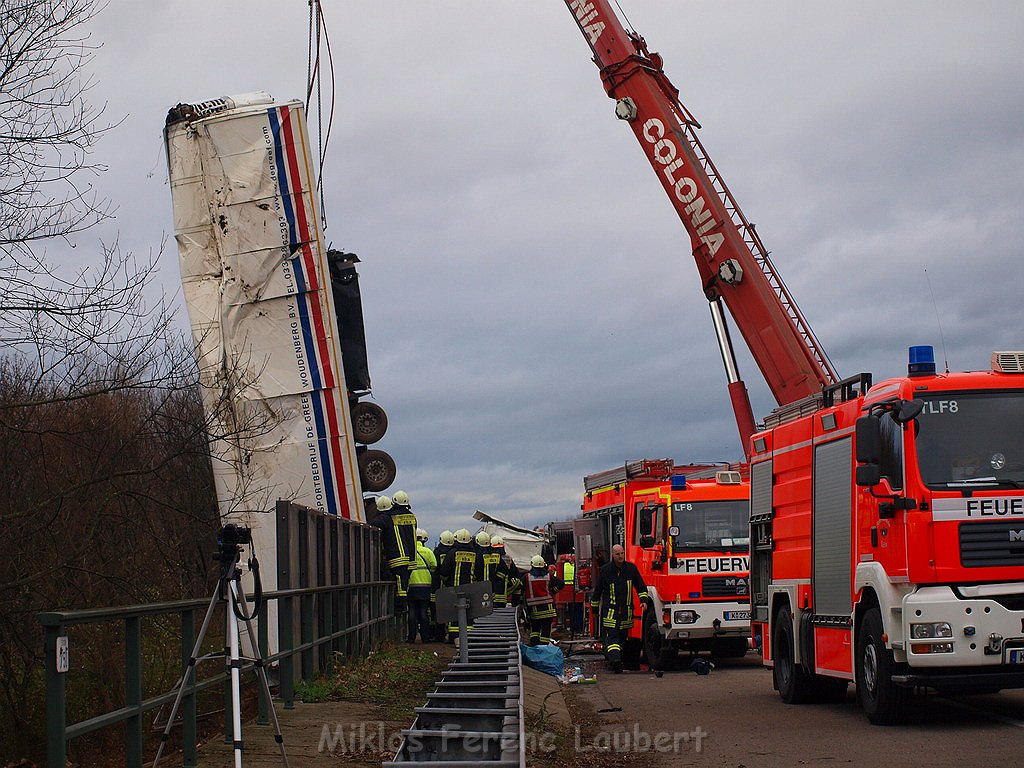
[294,641,452,719]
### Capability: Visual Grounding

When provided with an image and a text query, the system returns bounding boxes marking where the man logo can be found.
[1010,530,1024,543]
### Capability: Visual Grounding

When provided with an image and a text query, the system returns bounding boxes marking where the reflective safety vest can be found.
[563,560,575,585]
[409,543,436,587]
[525,571,553,606]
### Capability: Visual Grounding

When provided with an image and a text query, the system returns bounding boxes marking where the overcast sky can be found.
[70,1,1024,535]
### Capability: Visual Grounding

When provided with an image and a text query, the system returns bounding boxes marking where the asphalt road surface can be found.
[565,652,1024,767]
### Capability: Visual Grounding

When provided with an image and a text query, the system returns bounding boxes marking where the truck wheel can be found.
[856,606,909,725]
[351,401,388,444]
[773,605,815,704]
[713,637,749,659]
[642,608,677,671]
[358,449,396,492]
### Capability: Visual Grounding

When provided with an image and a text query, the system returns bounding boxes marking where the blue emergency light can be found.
[908,345,936,377]
[671,475,687,490]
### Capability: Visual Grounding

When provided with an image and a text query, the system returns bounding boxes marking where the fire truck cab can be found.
[752,348,1024,723]
[575,459,751,668]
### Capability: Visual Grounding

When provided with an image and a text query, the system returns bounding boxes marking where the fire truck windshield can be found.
[915,392,1024,488]
[671,500,749,552]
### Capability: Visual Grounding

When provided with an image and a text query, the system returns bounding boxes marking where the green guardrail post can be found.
[181,608,198,768]
[300,592,314,682]
[43,621,67,768]
[280,595,294,709]
[125,616,143,768]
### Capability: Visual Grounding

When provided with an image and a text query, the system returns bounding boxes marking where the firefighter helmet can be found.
[490,534,505,547]
[393,490,410,506]
[439,530,455,546]
[531,554,546,568]
[415,528,428,542]
[454,528,472,544]
[375,495,393,512]
[475,531,491,547]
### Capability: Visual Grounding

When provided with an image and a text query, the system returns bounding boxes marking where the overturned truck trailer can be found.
[164,92,395,560]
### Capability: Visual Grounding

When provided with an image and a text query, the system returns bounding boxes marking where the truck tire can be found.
[856,606,909,725]
[351,401,388,444]
[773,605,816,704]
[642,607,677,671]
[358,449,396,492]
[712,637,749,659]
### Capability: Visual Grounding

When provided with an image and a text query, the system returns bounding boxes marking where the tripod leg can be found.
[227,577,245,768]
[230,579,290,767]
[152,587,222,768]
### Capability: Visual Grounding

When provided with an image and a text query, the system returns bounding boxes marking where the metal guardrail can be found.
[39,581,396,768]
[38,503,397,768]
[385,607,525,768]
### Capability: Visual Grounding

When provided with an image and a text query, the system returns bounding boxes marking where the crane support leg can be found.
[710,299,756,458]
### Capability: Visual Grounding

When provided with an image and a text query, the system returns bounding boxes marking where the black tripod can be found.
[153,531,288,768]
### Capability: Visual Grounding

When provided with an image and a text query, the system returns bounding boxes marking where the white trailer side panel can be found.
[165,97,364,545]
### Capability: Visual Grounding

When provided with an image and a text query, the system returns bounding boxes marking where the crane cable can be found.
[306,0,337,231]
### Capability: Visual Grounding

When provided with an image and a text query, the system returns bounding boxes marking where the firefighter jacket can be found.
[371,507,418,570]
[488,554,518,603]
[434,543,454,571]
[434,543,483,591]
[408,542,437,598]
[592,560,649,630]
[524,566,563,620]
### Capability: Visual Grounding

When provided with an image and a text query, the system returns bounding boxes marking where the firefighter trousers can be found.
[392,565,410,613]
[603,625,626,670]
[528,617,553,646]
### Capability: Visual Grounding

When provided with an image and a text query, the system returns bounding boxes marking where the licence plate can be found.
[1009,649,1024,664]
[725,610,751,622]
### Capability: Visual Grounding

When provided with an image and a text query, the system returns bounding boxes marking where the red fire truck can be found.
[574,459,750,668]
[751,351,1024,723]
[564,0,1024,724]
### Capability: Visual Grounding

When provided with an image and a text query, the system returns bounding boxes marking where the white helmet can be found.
[475,531,491,547]
[439,530,455,546]
[531,554,546,568]
[393,490,410,506]
[454,528,472,544]
[490,534,505,547]
[375,495,393,512]
[415,528,428,542]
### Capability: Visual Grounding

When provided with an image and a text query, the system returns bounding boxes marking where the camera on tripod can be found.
[214,523,253,564]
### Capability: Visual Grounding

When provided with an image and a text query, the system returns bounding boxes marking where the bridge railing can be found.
[39,501,397,768]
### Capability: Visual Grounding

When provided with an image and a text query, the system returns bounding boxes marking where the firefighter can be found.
[434,528,484,641]
[562,555,585,633]
[524,554,564,646]
[489,535,520,607]
[434,529,455,568]
[591,544,651,673]
[407,528,436,643]
[370,494,417,613]
[432,530,456,640]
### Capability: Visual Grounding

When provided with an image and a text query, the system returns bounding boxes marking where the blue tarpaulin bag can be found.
[520,642,564,677]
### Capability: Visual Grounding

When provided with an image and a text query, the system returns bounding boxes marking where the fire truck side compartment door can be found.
[750,459,773,623]
[813,438,853,617]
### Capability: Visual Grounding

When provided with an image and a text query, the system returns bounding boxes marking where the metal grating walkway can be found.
[384,607,524,767]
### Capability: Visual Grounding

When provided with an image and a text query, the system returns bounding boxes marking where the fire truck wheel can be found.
[712,637,749,659]
[772,604,816,704]
[855,607,909,725]
[642,608,677,671]
[358,449,397,492]
[351,401,388,444]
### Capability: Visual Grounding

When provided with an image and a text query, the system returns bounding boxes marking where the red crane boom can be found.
[563,1,837,453]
